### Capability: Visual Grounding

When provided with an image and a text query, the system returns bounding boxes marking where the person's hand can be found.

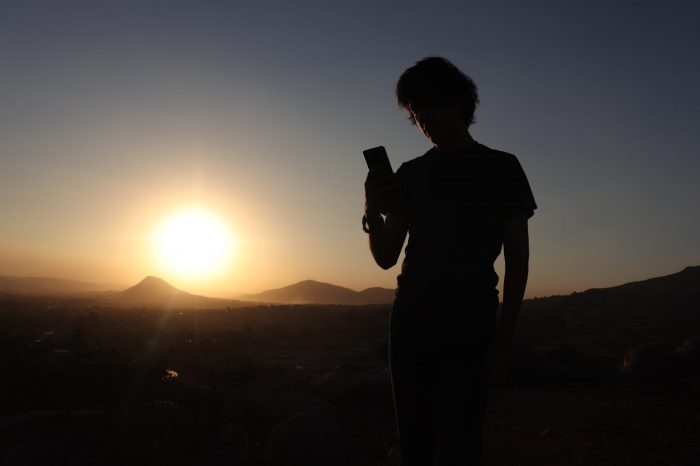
[364,171,401,217]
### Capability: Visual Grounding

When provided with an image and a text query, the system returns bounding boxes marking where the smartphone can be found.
[363,146,393,176]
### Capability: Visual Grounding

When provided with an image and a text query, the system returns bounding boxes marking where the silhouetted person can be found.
[364,57,536,465]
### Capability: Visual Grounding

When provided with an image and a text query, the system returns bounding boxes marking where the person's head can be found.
[396,56,479,147]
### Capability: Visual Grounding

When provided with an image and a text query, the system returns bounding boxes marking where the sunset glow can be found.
[153,208,235,280]
[0,3,697,299]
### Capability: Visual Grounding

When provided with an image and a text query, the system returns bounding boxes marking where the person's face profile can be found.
[408,101,466,146]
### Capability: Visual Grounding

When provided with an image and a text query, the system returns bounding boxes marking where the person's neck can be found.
[434,131,475,155]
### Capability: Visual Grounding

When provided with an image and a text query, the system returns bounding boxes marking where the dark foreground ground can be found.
[1,297,699,465]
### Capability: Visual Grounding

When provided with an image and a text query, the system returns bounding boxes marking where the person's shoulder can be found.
[475,143,531,178]
[476,142,519,164]
[396,147,435,175]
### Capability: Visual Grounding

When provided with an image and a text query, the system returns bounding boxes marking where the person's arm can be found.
[364,172,409,269]
[366,211,409,269]
[489,213,530,387]
[500,214,530,340]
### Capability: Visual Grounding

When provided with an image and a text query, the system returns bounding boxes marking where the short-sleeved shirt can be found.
[392,140,537,301]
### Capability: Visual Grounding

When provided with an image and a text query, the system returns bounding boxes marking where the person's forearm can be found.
[500,257,528,335]
[366,212,392,269]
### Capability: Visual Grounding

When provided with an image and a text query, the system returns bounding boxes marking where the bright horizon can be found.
[2,256,697,301]
[1,2,698,299]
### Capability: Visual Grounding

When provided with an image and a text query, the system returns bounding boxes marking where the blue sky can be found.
[1,1,698,297]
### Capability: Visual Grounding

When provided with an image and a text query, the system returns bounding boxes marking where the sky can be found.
[1,1,698,298]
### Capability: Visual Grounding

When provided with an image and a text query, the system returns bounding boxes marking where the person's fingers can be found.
[368,197,401,212]
[364,173,398,189]
[366,194,397,208]
[365,174,401,215]
[369,186,401,200]
[364,171,384,184]
[366,176,400,192]
[365,181,398,195]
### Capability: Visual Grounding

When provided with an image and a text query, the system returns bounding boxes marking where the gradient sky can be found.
[1,1,698,298]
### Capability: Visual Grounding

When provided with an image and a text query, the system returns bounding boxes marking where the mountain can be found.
[356,287,397,304]
[243,267,700,307]
[119,276,188,304]
[116,276,254,309]
[120,267,699,308]
[0,276,125,296]
[520,266,700,339]
[580,266,700,298]
[242,280,395,305]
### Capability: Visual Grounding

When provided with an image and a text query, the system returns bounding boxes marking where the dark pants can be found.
[388,292,498,466]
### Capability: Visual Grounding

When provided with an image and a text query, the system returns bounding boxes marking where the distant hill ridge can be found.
[2,266,699,307]
[580,265,700,296]
[0,276,124,295]
[116,276,256,309]
[242,279,396,305]
[120,275,188,302]
[525,265,700,316]
[520,265,700,339]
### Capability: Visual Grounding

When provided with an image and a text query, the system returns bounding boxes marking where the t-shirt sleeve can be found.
[501,154,537,219]
[388,162,411,220]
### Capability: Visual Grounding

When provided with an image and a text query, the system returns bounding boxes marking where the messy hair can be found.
[396,56,479,126]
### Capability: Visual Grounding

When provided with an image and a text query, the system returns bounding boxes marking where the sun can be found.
[153,207,235,279]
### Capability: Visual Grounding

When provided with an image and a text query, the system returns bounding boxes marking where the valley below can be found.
[2,267,700,465]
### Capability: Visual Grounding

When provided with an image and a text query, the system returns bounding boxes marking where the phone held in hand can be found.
[362,146,395,233]
[363,146,394,176]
